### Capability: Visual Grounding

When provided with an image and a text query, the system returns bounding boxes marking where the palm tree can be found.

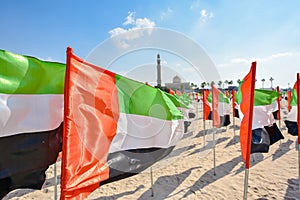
[218,80,222,88]
[270,77,274,89]
[228,80,233,86]
[224,80,229,89]
[237,79,241,85]
[261,78,265,88]
[201,82,206,89]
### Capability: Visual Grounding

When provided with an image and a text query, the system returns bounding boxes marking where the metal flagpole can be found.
[243,168,249,200]
[276,86,282,148]
[211,85,216,176]
[203,90,206,149]
[213,128,216,176]
[150,167,154,197]
[54,162,57,200]
[243,62,256,200]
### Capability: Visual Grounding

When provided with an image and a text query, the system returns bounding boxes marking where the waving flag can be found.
[232,89,239,118]
[203,90,211,120]
[285,77,299,136]
[237,87,282,154]
[207,86,231,127]
[238,62,256,168]
[61,48,184,199]
[211,84,221,128]
[272,86,281,120]
[0,49,64,198]
[287,90,292,112]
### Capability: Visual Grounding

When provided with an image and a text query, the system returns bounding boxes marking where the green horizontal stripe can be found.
[236,88,280,106]
[208,91,230,104]
[0,49,65,94]
[290,88,297,106]
[115,74,183,120]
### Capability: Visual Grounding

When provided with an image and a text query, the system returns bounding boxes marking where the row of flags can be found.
[0,48,299,199]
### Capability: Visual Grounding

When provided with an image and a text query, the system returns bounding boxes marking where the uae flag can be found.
[285,78,299,136]
[272,86,281,120]
[232,89,239,118]
[0,49,65,198]
[287,90,292,112]
[61,48,185,199]
[238,62,256,168]
[207,86,231,127]
[203,89,211,120]
[237,85,283,158]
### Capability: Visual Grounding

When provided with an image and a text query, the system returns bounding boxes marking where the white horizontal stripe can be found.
[286,106,297,122]
[218,102,231,116]
[238,103,276,129]
[0,94,63,137]
[109,113,184,153]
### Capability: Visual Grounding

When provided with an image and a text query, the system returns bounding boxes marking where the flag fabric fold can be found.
[61,47,185,199]
[0,49,65,198]
[237,86,283,156]
[285,79,299,136]
[238,62,256,168]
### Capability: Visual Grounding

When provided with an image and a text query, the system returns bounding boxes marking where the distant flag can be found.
[212,84,221,128]
[285,77,299,136]
[61,48,185,199]
[272,86,281,120]
[168,88,175,95]
[232,89,239,118]
[0,49,64,198]
[225,90,229,97]
[287,90,292,112]
[203,90,211,120]
[238,62,256,168]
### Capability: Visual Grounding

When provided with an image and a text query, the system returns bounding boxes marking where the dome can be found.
[173,75,181,83]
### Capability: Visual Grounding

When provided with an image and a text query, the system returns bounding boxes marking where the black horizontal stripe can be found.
[0,123,63,198]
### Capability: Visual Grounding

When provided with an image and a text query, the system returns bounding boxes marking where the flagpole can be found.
[296,73,300,198]
[232,89,236,139]
[150,167,154,197]
[54,162,57,200]
[276,86,282,148]
[213,128,216,176]
[203,90,206,149]
[211,86,216,176]
[243,168,249,200]
[243,62,256,200]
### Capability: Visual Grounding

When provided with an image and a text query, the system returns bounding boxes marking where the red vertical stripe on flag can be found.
[276,86,281,120]
[240,62,256,169]
[212,85,220,128]
[232,89,236,117]
[61,47,119,199]
[297,73,300,144]
[203,90,211,120]
[288,90,292,112]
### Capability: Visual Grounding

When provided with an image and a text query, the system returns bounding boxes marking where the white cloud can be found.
[160,7,173,20]
[135,18,155,28]
[221,52,294,66]
[108,27,127,37]
[109,12,156,38]
[108,12,156,48]
[200,9,214,22]
[123,11,135,25]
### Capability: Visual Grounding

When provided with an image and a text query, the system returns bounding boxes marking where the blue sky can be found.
[1,0,299,88]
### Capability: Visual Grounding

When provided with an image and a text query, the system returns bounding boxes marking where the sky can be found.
[1,0,300,89]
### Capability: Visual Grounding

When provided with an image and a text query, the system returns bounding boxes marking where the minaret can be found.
[157,54,161,87]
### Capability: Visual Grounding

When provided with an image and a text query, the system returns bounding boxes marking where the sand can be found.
[3,101,299,200]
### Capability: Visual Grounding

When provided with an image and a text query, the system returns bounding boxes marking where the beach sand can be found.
[3,101,299,200]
